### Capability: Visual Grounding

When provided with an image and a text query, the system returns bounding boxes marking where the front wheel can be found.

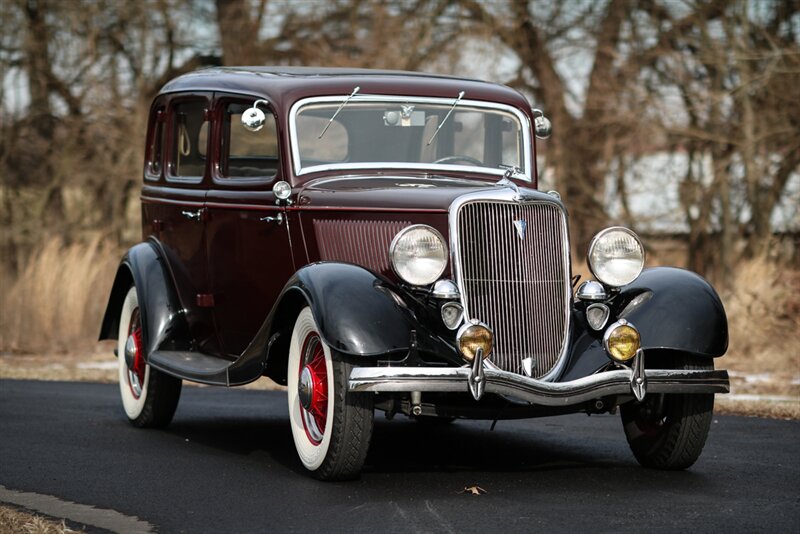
[117,287,181,428]
[620,353,714,470]
[287,307,374,480]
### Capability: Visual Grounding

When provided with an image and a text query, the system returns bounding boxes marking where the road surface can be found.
[1,379,798,533]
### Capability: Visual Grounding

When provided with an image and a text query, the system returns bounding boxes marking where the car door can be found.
[204,94,296,356]
[140,93,220,353]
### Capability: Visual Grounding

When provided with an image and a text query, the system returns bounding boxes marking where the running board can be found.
[148,350,234,386]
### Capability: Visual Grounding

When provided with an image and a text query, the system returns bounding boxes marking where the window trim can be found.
[288,95,532,181]
[144,107,166,182]
[211,97,280,187]
[165,95,211,185]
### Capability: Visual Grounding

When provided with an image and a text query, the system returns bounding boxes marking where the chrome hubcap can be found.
[124,335,137,369]
[125,308,145,400]
[298,333,328,445]
[298,366,314,410]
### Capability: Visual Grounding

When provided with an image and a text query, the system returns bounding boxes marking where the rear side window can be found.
[168,99,208,181]
[221,102,279,179]
[145,108,165,180]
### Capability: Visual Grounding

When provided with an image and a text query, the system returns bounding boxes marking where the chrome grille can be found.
[456,201,569,378]
[314,219,411,276]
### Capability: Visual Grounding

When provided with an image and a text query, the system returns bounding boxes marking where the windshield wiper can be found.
[427,90,465,146]
[319,86,360,139]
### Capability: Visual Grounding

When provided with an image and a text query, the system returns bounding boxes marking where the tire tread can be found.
[313,358,373,481]
[621,354,714,470]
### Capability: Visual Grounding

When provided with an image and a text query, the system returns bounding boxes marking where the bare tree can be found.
[458,0,735,254]
[213,0,460,70]
[642,1,800,280]
[1,0,797,286]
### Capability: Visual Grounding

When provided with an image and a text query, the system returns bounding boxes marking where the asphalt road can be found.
[1,379,798,533]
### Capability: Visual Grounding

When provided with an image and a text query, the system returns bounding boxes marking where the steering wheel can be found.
[433,155,484,166]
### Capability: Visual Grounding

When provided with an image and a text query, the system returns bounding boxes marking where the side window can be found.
[221,102,279,179]
[168,99,208,180]
[145,108,165,180]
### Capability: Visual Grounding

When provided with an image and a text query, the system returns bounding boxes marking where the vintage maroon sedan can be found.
[99,67,730,480]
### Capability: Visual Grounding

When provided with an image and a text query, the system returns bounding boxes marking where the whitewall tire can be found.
[287,307,373,480]
[117,286,181,428]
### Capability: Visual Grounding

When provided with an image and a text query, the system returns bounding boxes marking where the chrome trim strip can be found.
[288,95,533,180]
[348,367,731,406]
[447,189,572,381]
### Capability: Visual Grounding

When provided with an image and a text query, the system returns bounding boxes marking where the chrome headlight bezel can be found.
[389,224,448,286]
[587,227,645,288]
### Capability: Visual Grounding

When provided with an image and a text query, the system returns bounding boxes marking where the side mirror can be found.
[531,108,552,140]
[241,99,269,132]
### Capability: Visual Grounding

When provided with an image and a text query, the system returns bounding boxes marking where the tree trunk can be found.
[216,0,263,65]
[22,0,54,139]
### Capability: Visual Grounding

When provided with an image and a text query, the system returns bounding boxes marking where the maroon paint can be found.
[142,68,539,357]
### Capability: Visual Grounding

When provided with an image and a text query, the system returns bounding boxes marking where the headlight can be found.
[587,227,645,287]
[390,225,448,286]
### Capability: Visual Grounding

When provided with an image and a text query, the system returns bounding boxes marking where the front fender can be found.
[559,267,728,382]
[281,262,454,357]
[615,267,728,357]
[98,241,190,356]
[233,262,458,385]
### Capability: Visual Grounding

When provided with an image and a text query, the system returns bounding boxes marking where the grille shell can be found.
[454,199,571,378]
[313,218,411,277]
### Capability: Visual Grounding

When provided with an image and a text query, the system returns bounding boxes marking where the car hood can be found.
[297,175,541,211]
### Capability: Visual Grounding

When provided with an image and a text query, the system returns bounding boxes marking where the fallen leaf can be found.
[459,485,487,495]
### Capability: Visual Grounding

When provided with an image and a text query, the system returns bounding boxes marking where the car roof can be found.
[158,67,531,112]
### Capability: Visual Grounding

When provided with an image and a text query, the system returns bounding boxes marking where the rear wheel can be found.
[620,353,714,470]
[117,287,181,428]
[287,307,374,480]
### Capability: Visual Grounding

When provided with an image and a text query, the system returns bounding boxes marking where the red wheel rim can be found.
[299,332,328,445]
[127,308,146,399]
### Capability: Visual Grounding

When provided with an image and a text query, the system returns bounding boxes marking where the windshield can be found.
[290,96,530,180]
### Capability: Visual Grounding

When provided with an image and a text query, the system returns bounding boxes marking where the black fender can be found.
[614,267,728,356]
[232,262,458,385]
[98,241,191,356]
[559,267,728,382]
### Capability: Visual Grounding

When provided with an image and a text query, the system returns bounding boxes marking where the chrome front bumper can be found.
[348,365,730,406]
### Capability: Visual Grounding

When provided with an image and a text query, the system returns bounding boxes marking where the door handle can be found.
[259,213,284,225]
[181,209,202,221]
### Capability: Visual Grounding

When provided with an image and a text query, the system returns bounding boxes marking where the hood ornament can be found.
[496,165,525,200]
[513,219,527,240]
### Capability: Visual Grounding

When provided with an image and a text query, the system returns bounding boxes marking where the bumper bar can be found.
[349,366,730,406]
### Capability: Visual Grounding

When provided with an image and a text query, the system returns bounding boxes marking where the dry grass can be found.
[0,505,79,534]
[721,256,800,397]
[716,397,800,420]
[0,237,120,354]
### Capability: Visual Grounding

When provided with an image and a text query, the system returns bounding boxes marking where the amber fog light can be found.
[603,319,640,362]
[457,321,493,362]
